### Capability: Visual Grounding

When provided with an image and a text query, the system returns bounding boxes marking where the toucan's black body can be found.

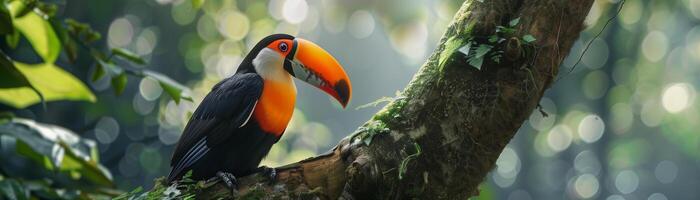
[167,35,293,182]
[167,73,271,182]
[167,34,351,184]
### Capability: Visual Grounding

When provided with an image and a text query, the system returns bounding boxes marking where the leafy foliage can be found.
[143,71,193,104]
[0,0,192,109]
[112,48,146,65]
[0,51,40,98]
[0,0,13,35]
[452,17,538,70]
[113,173,198,200]
[0,118,115,199]
[0,0,197,198]
[7,1,61,63]
[0,62,95,108]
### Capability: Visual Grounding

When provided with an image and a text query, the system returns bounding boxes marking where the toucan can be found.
[166,34,352,189]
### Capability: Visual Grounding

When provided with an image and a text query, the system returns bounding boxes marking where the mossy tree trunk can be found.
[164,0,595,199]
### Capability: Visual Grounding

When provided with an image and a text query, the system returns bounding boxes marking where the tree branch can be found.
[158,0,595,199]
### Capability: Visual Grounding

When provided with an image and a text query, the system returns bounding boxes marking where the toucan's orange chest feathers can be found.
[253,79,296,136]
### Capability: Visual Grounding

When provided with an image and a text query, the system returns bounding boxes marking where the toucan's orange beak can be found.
[284,38,352,108]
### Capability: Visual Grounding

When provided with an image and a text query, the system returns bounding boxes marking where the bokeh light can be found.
[282,0,308,24]
[348,10,375,39]
[574,174,600,199]
[578,114,605,143]
[615,170,640,194]
[108,17,135,48]
[661,83,695,113]
[654,160,678,184]
[547,125,573,152]
[641,31,669,62]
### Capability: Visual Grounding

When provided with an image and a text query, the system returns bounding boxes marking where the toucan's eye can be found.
[279,42,288,52]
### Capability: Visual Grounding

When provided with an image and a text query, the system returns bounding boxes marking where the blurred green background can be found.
[1,0,698,199]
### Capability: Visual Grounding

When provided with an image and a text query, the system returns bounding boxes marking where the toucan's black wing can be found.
[168,73,263,182]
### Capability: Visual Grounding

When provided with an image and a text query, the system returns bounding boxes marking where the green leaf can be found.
[111,72,127,95]
[488,35,498,43]
[14,138,55,170]
[467,44,491,69]
[496,26,515,35]
[474,44,493,58]
[457,42,472,56]
[438,37,468,69]
[49,19,78,63]
[0,179,29,200]
[6,0,35,18]
[97,59,123,75]
[0,52,32,89]
[92,62,106,82]
[0,51,43,104]
[10,8,61,63]
[0,62,96,109]
[144,70,192,104]
[5,30,20,48]
[0,119,113,188]
[468,57,484,70]
[111,48,146,65]
[0,2,14,35]
[523,34,536,43]
[57,141,114,187]
[509,17,520,27]
[114,187,143,200]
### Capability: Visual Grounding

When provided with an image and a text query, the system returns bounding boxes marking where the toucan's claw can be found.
[258,166,277,184]
[210,171,239,196]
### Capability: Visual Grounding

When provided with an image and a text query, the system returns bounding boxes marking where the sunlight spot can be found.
[218,11,249,41]
[389,22,428,62]
[132,93,155,116]
[662,83,695,113]
[547,125,573,152]
[615,170,639,194]
[139,77,163,101]
[348,10,375,39]
[620,0,642,25]
[135,27,158,56]
[578,114,605,143]
[282,0,308,24]
[94,117,120,144]
[641,31,669,62]
[108,18,134,48]
[574,174,599,199]
[496,147,520,179]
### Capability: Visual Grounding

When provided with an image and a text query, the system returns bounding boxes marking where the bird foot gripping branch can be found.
[165,34,353,196]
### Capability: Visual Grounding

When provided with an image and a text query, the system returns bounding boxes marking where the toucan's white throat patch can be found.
[253,48,294,85]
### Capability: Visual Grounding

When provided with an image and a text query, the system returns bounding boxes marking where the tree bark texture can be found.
[171,0,595,199]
